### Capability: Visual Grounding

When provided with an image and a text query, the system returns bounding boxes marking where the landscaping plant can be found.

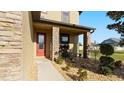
[62,62,72,71]
[100,44,114,56]
[99,44,115,75]
[55,54,64,65]
[77,68,84,74]
[77,68,87,81]
[78,71,88,81]
[115,60,122,68]
[100,66,113,75]
[64,65,70,71]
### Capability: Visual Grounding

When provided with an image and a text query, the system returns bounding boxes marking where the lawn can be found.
[89,50,124,63]
[112,51,124,62]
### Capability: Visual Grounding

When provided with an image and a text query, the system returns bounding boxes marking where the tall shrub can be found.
[99,44,115,75]
[100,44,114,56]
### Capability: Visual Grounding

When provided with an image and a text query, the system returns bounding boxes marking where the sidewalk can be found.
[37,58,65,81]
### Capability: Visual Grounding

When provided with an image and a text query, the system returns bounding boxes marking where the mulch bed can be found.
[53,58,124,81]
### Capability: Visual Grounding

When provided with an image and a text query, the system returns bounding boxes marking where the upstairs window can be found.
[40,11,47,18]
[61,11,70,23]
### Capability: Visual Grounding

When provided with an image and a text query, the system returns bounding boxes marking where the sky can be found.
[79,11,121,44]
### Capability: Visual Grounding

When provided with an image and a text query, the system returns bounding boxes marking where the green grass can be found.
[79,50,124,63]
[112,51,124,62]
[90,50,124,63]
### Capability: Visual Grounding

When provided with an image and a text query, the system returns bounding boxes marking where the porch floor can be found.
[37,58,65,81]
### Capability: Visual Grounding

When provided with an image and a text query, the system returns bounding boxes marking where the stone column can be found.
[87,32,91,46]
[0,11,23,80]
[73,35,79,56]
[51,27,60,61]
[83,33,88,58]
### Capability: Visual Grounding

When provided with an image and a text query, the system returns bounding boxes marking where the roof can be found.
[101,38,121,46]
[33,18,96,32]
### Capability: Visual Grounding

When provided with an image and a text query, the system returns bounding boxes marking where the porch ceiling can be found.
[33,18,96,35]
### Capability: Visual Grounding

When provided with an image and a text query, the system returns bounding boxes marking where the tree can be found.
[106,11,124,45]
[120,34,124,45]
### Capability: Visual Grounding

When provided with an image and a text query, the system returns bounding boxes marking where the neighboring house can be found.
[78,43,83,51]
[0,11,95,80]
[101,38,120,46]
[100,38,124,51]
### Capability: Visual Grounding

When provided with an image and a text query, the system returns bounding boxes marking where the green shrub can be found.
[55,55,64,64]
[100,44,114,56]
[99,56,115,69]
[115,60,122,68]
[79,71,87,81]
[59,46,69,58]
[99,44,115,75]
[100,66,113,75]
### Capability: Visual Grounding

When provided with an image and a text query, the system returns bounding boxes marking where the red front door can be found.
[36,33,46,56]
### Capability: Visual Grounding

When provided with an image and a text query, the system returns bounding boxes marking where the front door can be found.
[36,33,46,56]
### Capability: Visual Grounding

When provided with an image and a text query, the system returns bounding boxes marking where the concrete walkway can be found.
[37,58,65,81]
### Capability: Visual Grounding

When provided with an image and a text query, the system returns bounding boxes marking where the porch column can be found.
[52,26,60,61]
[83,33,88,58]
[73,35,79,55]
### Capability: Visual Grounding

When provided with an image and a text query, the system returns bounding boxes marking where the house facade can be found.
[101,38,124,51]
[0,11,95,80]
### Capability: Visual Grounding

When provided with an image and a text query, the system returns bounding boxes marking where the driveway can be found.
[37,58,65,81]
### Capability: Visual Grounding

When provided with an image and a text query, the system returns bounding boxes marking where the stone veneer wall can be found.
[0,11,23,80]
[51,27,59,61]
[87,32,91,46]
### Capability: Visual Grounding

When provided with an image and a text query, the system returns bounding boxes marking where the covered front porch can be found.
[33,18,95,61]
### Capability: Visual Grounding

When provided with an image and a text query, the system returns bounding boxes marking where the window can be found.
[38,34,44,49]
[62,36,68,42]
[60,34,69,44]
[61,11,70,23]
[40,11,47,18]
[41,11,47,13]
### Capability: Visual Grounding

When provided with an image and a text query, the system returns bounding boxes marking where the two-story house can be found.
[31,11,95,60]
[0,11,95,80]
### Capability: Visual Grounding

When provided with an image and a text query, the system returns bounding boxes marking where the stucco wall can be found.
[70,11,79,24]
[22,12,37,80]
[43,11,79,24]
[43,11,61,22]
[0,11,23,80]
